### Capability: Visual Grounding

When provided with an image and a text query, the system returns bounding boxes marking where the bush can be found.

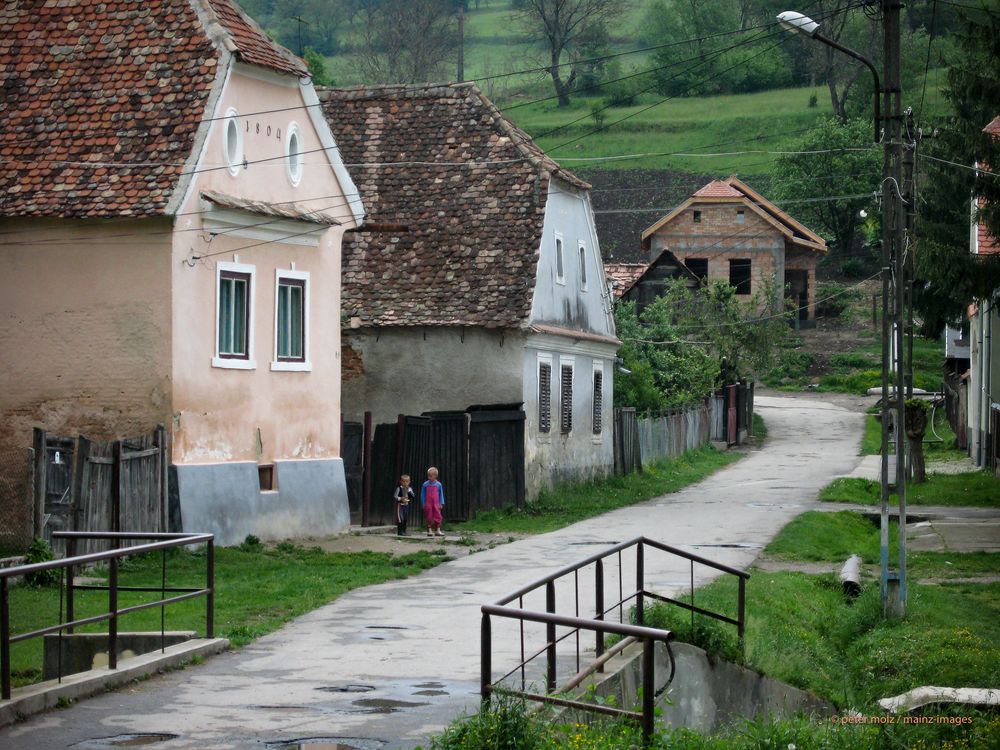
[430,693,539,750]
[238,534,262,552]
[839,258,866,278]
[23,538,59,587]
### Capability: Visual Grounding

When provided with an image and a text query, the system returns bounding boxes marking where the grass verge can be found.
[819,472,1000,508]
[451,446,741,535]
[7,543,447,688]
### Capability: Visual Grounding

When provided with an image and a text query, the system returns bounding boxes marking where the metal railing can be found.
[0,531,214,700]
[481,536,750,741]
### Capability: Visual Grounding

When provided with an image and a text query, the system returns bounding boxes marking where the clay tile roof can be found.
[205,0,307,77]
[693,180,743,198]
[0,0,304,219]
[983,116,1000,137]
[604,263,648,298]
[319,82,590,329]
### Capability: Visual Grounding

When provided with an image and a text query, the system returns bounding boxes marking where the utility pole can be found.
[880,0,908,618]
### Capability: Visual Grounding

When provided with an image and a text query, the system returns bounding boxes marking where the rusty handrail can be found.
[481,537,749,744]
[0,531,214,700]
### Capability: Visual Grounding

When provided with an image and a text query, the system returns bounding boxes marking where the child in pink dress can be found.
[420,467,445,537]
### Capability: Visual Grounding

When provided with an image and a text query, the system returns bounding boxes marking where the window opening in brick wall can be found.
[685,258,708,280]
[736,209,745,224]
[729,258,752,295]
[693,210,702,223]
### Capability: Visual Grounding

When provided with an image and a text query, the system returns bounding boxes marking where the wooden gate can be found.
[34,427,167,556]
[725,384,738,447]
[342,421,364,525]
[363,409,525,526]
[468,410,524,513]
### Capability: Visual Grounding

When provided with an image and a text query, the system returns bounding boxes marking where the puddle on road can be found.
[413,689,448,696]
[75,735,178,748]
[350,698,428,714]
[316,684,376,694]
[413,681,444,688]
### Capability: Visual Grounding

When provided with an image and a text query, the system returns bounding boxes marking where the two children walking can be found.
[394,467,445,537]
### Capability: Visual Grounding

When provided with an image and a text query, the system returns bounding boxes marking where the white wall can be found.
[521,333,616,499]
[529,179,616,338]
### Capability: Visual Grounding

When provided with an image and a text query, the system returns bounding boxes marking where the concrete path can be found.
[0,395,863,750]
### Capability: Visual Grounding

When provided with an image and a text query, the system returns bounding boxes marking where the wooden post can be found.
[32,428,46,539]
[156,424,168,533]
[71,437,90,545]
[112,440,122,534]
[361,412,373,527]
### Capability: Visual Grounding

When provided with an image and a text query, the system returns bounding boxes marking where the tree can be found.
[913,1,1000,332]
[769,117,881,261]
[352,0,459,84]
[304,47,334,86]
[642,0,793,98]
[513,0,629,107]
[613,279,791,412]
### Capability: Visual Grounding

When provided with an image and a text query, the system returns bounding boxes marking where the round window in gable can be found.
[285,122,303,186]
[223,108,243,176]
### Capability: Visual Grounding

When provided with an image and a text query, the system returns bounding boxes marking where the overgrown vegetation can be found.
[615,279,790,412]
[452,446,740,535]
[6,544,445,688]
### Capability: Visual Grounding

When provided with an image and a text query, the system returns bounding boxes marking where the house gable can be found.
[319,83,589,330]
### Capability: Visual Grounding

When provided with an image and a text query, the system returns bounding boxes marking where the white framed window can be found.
[272,269,311,372]
[222,108,243,176]
[578,240,588,290]
[554,232,565,285]
[592,360,604,436]
[736,209,746,225]
[285,122,303,186]
[559,356,574,434]
[538,353,553,435]
[213,261,256,370]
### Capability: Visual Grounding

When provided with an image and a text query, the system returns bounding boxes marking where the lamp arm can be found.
[814,31,882,143]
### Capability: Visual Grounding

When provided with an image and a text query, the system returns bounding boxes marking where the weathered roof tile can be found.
[320,82,589,329]
[0,0,306,218]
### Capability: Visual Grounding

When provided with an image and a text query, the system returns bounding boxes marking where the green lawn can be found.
[819,472,1000,507]
[764,510,898,564]
[8,544,446,688]
[451,446,741,535]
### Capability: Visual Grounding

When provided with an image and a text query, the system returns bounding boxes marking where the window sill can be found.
[271,360,313,372]
[212,357,256,370]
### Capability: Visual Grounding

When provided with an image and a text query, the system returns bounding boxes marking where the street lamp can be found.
[778,8,908,618]
[776,11,881,143]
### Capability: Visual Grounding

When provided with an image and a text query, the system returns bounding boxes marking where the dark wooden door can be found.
[342,422,364,525]
[726,384,738,446]
[468,410,525,513]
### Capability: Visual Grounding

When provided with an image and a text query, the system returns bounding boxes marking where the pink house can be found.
[0,0,364,544]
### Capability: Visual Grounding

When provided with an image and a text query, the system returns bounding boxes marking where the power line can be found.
[593,193,874,214]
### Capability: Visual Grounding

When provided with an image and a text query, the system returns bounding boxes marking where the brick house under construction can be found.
[639,177,827,324]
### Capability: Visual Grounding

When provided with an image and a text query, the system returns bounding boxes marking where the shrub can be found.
[23,538,59,587]
[239,534,262,552]
[839,258,865,278]
[808,92,818,108]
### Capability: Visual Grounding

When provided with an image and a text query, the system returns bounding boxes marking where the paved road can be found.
[0,395,863,750]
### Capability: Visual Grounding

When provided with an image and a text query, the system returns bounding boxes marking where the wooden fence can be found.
[345,409,525,527]
[637,403,712,463]
[33,427,168,556]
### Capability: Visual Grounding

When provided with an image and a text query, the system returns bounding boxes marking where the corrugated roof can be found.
[319,82,590,329]
[0,0,305,218]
